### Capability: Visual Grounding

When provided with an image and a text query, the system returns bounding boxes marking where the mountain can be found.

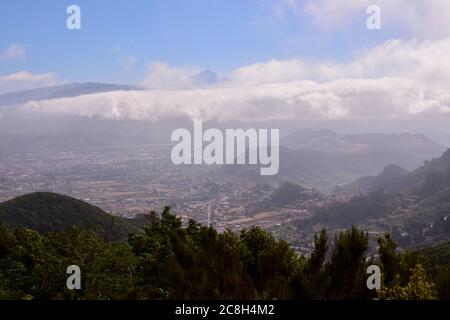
[224,139,444,193]
[222,146,361,192]
[0,82,143,107]
[0,192,137,240]
[336,164,409,195]
[419,242,450,270]
[281,129,446,172]
[267,181,320,207]
[308,190,400,228]
[308,149,450,248]
[406,149,450,197]
[340,148,450,197]
[272,147,357,189]
[224,130,445,192]
[281,129,340,151]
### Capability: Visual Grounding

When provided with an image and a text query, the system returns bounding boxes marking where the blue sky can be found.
[0,0,400,84]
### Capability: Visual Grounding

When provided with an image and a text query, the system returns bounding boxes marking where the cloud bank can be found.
[21,77,450,123]
[13,36,450,125]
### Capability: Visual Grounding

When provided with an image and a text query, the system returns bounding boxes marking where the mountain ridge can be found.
[0,82,144,107]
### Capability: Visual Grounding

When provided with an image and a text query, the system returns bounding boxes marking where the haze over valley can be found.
[1,84,450,255]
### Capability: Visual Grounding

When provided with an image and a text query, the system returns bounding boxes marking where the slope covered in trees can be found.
[0,192,136,241]
[0,204,448,300]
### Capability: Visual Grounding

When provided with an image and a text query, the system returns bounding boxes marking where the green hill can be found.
[419,242,450,269]
[341,148,450,196]
[0,192,135,240]
[269,181,319,207]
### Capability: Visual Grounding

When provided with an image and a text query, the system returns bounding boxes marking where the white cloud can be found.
[142,62,198,89]
[228,38,450,87]
[142,61,219,90]
[12,37,450,126]
[143,38,450,89]
[0,71,58,94]
[278,0,450,38]
[18,76,450,123]
[1,43,27,61]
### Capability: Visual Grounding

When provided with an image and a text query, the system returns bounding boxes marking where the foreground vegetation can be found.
[0,207,449,300]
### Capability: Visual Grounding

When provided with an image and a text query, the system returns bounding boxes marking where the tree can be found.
[378,264,436,300]
[377,233,400,286]
[310,229,328,275]
[326,227,369,299]
[434,265,450,300]
[309,229,328,299]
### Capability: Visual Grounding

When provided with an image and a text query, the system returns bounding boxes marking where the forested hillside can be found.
[0,203,448,300]
[0,192,136,240]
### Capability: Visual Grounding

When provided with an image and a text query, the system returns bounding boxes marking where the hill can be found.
[308,190,401,228]
[222,146,362,192]
[0,192,136,240]
[267,181,320,207]
[224,131,445,193]
[419,242,450,270]
[310,149,450,248]
[340,148,450,197]
[0,82,143,107]
[336,164,409,195]
[281,129,445,172]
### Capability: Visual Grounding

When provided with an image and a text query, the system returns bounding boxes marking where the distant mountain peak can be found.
[0,82,144,107]
[379,164,409,179]
[440,148,450,160]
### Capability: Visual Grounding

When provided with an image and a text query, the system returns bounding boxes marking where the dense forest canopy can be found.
[0,206,448,300]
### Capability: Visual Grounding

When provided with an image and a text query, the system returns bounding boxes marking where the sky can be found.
[1,0,450,132]
[0,0,406,85]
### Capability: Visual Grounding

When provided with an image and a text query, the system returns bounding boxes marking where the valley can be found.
[1,127,450,255]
